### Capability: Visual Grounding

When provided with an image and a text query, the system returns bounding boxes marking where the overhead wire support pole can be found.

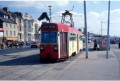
[84,1,88,58]
[106,1,111,59]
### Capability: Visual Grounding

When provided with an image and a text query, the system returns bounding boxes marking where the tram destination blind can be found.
[43,25,56,29]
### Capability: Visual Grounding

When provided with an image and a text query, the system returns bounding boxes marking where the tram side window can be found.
[79,36,83,40]
[41,32,57,43]
[69,33,77,40]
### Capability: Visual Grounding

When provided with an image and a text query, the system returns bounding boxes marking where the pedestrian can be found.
[1,42,5,49]
[94,39,98,50]
[118,38,120,48]
[0,42,2,49]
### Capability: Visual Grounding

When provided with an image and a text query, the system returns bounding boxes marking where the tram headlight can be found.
[40,47,44,50]
[54,47,58,50]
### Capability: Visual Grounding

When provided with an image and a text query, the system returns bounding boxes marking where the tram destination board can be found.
[43,25,56,29]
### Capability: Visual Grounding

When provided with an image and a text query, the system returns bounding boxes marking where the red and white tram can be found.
[39,23,83,61]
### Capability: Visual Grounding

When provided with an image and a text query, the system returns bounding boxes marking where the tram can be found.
[39,10,83,61]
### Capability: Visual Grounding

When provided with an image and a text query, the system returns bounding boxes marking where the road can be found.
[0,47,82,80]
[0,44,120,80]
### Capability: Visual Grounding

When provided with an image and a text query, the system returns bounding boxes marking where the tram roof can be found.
[41,23,83,35]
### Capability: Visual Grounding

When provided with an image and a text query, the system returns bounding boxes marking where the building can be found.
[14,12,24,41]
[1,7,41,43]
[0,7,9,43]
[23,13,41,42]
[33,19,41,42]
[0,7,18,42]
[23,13,34,42]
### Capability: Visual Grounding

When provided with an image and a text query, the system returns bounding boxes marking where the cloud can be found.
[100,9,120,24]
[89,12,100,18]
[110,9,120,22]
[51,10,84,29]
[88,12,101,29]
[52,11,83,17]
[86,9,120,36]
[92,1,98,4]
[76,0,83,3]
[0,1,69,9]
[109,9,120,36]
[1,1,120,36]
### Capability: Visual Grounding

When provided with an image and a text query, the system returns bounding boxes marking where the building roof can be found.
[14,12,23,18]
[0,17,16,24]
[0,8,9,15]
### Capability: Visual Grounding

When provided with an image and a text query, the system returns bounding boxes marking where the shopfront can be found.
[6,37,18,41]
[0,31,3,43]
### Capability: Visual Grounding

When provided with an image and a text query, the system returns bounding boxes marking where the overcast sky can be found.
[0,0,120,36]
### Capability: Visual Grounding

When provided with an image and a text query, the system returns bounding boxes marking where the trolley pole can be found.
[84,1,88,58]
[48,5,52,23]
[106,1,111,59]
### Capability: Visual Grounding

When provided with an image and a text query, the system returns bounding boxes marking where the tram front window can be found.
[41,32,57,43]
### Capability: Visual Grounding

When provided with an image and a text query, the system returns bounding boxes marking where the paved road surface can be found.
[0,47,82,80]
[0,44,120,80]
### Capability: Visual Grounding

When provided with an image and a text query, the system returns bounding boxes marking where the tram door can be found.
[60,32,68,57]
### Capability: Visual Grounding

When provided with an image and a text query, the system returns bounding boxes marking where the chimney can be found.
[19,13,22,17]
[3,7,8,12]
[78,29,81,31]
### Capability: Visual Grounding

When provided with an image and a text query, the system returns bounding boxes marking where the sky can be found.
[0,0,120,37]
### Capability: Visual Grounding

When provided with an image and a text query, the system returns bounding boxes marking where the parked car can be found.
[26,42,31,46]
[110,40,118,44]
[118,38,120,48]
[30,42,39,48]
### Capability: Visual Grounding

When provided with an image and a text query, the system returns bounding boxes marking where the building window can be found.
[10,23,12,28]
[20,26,21,31]
[6,30,8,37]
[10,31,12,36]
[14,31,16,36]
[14,24,16,29]
[7,23,9,28]
[32,28,33,32]
[6,23,7,27]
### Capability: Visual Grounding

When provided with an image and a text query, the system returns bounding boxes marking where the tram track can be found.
[0,47,84,80]
[32,52,84,80]
[31,63,59,80]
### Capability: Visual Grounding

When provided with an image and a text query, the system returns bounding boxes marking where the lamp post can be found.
[84,1,88,58]
[48,5,52,23]
[106,0,111,59]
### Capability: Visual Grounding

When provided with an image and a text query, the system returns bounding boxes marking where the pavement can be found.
[54,49,120,80]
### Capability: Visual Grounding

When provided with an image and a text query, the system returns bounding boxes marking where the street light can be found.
[48,5,52,23]
[84,1,88,59]
[106,0,111,59]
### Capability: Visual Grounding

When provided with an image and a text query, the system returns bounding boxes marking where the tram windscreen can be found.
[41,32,57,43]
